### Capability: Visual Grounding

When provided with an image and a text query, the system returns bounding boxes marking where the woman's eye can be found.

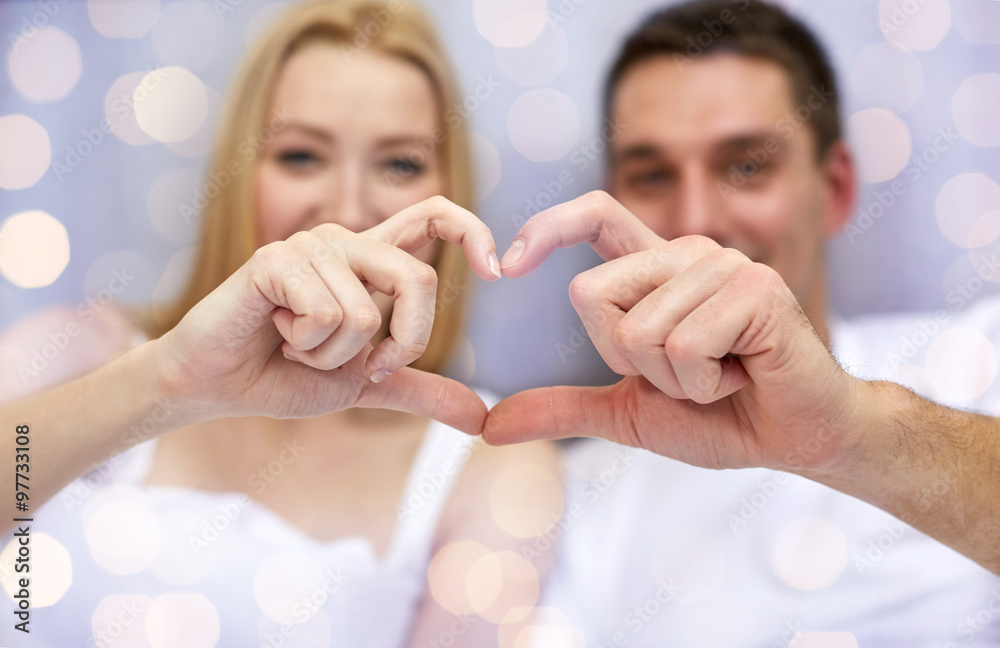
[384,157,423,177]
[278,150,318,168]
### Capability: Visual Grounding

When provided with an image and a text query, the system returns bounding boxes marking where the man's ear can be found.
[819,140,856,237]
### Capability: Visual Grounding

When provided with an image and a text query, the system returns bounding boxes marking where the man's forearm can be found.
[805,380,1000,574]
[0,338,192,534]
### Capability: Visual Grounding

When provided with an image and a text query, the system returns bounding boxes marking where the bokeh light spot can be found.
[878,0,951,51]
[926,327,997,402]
[770,516,847,590]
[134,67,209,143]
[0,211,70,288]
[935,173,1000,248]
[952,73,1000,148]
[0,114,51,190]
[1,533,72,607]
[88,0,160,38]
[474,0,548,48]
[507,89,581,162]
[7,26,82,102]
[846,108,912,183]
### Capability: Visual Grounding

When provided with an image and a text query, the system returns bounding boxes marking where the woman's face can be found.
[256,41,445,249]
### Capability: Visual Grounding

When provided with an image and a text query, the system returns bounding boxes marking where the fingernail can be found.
[488,251,502,279]
[370,367,394,383]
[283,352,297,362]
[500,238,525,269]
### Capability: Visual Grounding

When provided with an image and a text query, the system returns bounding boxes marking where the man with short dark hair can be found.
[488,1,1000,643]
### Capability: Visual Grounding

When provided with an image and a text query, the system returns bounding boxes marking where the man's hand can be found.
[156,196,500,434]
[484,191,866,473]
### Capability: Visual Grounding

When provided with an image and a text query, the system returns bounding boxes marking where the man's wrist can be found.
[792,378,906,497]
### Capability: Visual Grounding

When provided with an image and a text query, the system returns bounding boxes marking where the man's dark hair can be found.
[605,0,841,160]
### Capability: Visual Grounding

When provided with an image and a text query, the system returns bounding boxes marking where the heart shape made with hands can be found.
[229,191,854,473]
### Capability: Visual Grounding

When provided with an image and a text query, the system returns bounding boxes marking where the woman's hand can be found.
[156,196,499,434]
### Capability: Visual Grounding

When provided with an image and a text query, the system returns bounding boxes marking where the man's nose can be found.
[669,168,727,241]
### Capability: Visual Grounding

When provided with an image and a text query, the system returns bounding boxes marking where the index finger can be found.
[362,195,501,281]
[498,190,664,278]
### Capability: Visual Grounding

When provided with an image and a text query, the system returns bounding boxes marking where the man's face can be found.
[608,53,851,309]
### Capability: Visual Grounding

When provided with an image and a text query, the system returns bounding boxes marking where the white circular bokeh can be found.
[88,0,160,38]
[770,516,847,590]
[0,533,72,607]
[85,498,161,575]
[846,108,912,184]
[473,0,549,48]
[0,210,70,288]
[507,88,582,163]
[952,73,1000,148]
[134,67,209,143]
[926,327,997,402]
[7,26,82,103]
[0,114,51,190]
[934,173,1000,248]
[878,0,951,50]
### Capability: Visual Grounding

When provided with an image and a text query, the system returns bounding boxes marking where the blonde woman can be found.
[1,1,560,645]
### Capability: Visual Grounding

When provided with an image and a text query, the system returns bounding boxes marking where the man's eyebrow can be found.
[613,144,662,164]
[714,132,785,155]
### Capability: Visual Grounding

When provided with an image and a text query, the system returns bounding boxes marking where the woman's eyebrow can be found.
[375,134,438,149]
[282,121,335,143]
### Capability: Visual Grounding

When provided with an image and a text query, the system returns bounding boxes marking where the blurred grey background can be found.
[1,0,998,397]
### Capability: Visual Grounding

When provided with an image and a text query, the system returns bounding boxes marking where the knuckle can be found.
[584,189,614,209]
[674,234,722,256]
[312,304,343,329]
[422,194,450,213]
[711,246,750,267]
[663,330,697,364]
[410,262,438,290]
[612,319,645,355]
[568,273,596,309]
[353,306,382,336]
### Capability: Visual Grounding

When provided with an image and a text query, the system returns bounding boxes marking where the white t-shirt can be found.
[2,412,484,647]
[536,294,1000,647]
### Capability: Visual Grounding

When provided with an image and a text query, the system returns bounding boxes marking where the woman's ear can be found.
[820,140,857,237]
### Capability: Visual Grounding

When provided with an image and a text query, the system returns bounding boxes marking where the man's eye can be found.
[384,157,423,177]
[725,160,771,178]
[628,169,672,187]
[278,150,318,167]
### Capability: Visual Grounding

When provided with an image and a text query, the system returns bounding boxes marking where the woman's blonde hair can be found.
[151,0,474,374]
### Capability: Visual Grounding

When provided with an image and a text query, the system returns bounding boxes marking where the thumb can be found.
[483,384,622,445]
[357,368,488,436]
